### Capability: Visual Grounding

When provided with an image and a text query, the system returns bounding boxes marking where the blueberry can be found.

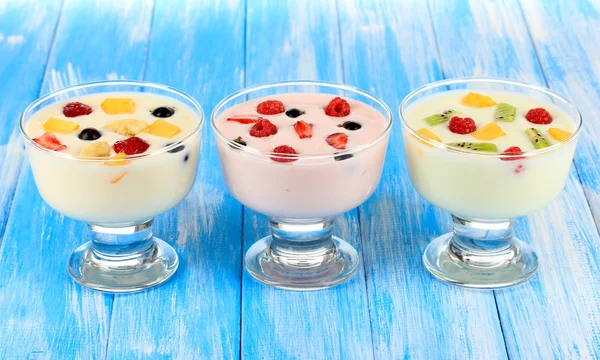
[165,142,185,153]
[152,106,175,118]
[334,153,353,161]
[184,154,189,162]
[78,128,102,141]
[338,121,362,131]
[233,136,246,146]
[285,108,304,118]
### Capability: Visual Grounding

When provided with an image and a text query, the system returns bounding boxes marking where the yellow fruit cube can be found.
[104,152,128,166]
[460,92,497,108]
[548,128,572,142]
[415,128,442,147]
[101,98,136,114]
[105,119,149,136]
[147,120,181,138]
[43,117,79,134]
[79,141,110,157]
[471,122,506,141]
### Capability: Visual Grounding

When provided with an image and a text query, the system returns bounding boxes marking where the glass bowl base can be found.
[245,235,359,291]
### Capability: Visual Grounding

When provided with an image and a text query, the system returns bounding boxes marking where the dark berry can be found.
[165,142,185,153]
[334,153,353,161]
[338,121,361,131]
[525,108,553,124]
[257,100,285,115]
[233,136,247,146]
[285,108,304,118]
[325,97,351,117]
[63,102,92,117]
[113,137,150,155]
[78,128,102,141]
[152,106,175,118]
[184,154,189,162]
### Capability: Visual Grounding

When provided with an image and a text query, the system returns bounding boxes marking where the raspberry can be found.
[326,133,348,150]
[294,120,313,139]
[63,101,93,117]
[325,97,351,117]
[448,116,477,134]
[249,119,278,137]
[271,145,298,163]
[33,132,67,151]
[525,108,553,124]
[257,100,285,115]
[501,146,525,161]
[113,136,150,155]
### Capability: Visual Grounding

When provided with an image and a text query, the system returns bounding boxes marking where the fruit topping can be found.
[43,117,80,134]
[101,98,136,114]
[325,97,351,117]
[494,103,516,122]
[184,154,189,162]
[78,128,102,141]
[233,136,247,146]
[548,128,572,141]
[285,108,304,118]
[271,145,298,163]
[471,122,506,141]
[257,100,285,115]
[165,142,185,153]
[326,133,349,150]
[334,153,353,161]
[294,120,313,139]
[424,110,460,126]
[249,119,278,137]
[79,141,110,157]
[152,106,174,118]
[105,119,149,136]
[526,128,552,149]
[501,146,525,161]
[227,116,259,124]
[460,92,496,108]
[33,132,67,151]
[338,121,362,131]
[448,116,477,134]
[104,152,128,166]
[448,142,498,152]
[525,108,553,124]
[113,136,150,155]
[63,102,92,117]
[110,172,127,184]
[416,128,442,146]
[147,120,181,138]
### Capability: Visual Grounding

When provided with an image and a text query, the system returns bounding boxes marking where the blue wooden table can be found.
[1,0,600,358]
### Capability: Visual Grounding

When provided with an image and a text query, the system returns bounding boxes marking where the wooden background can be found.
[0,0,599,359]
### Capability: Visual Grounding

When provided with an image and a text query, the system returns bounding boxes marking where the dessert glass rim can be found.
[210,80,393,161]
[399,77,583,159]
[20,80,204,163]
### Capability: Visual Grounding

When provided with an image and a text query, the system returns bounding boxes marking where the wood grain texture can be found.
[429,0,600,358]
[105,0,245,358]
[242,1,374,359]
[339,0,509,358]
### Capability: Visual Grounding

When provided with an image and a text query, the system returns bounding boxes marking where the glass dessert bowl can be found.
[400,77,582,288]
[20,81,203,293]
[212,81,392,290]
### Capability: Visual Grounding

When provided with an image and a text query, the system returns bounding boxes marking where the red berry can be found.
[227,116,260,124]
[249,119,278,137]
[326,133,348,150]
[525,108,553,124]
[113,136,150,155]
[271,145,298,163]
[294,120,313,139]
[63,101,92,117]
[325,97,351,117]
[501,146,525,161]
[33,132,67,151]
[257,100,285,115]
[448,116,477,134]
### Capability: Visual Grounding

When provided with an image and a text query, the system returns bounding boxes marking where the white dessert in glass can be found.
[21,81,203,292]
[400,78,582,288]
[212,81,392,290]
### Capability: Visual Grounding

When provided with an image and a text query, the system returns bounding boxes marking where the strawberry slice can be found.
[227,116,260,124]
[294,120,313,139]
[33,132,67,151]
[326,133,348,150]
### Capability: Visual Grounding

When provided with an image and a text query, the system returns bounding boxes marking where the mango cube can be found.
[101,98,136,114]
[43,117,79,134]
[104,152,128,166]
[461,92,496,108]
[105,119,149,136]
[79,141,110,157]
[471,122,506,141]
[416,128,442,147]
[147,120,181,138]
[548,128,572,142]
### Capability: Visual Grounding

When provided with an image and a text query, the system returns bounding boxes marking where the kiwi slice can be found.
[448,142,498,152]
[526,128,552,149]
[495,103,516,122]
[424,109,460,126]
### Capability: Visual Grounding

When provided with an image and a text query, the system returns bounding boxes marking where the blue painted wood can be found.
[428,0,600,358]
[105,0,245,358]
[339,0,509,358]
[241,1,374,359]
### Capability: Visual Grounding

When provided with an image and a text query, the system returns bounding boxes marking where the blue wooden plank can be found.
[429,0,600,358]
[0,0,153,358]
[105,0,245,358]
[339,0,509,358]
[241,1,374,359]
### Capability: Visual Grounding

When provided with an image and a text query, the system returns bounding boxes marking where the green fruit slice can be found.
[526,128,552,149]
[424,109,460,126]
[495,103,516,122]
[447,142,498,152]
